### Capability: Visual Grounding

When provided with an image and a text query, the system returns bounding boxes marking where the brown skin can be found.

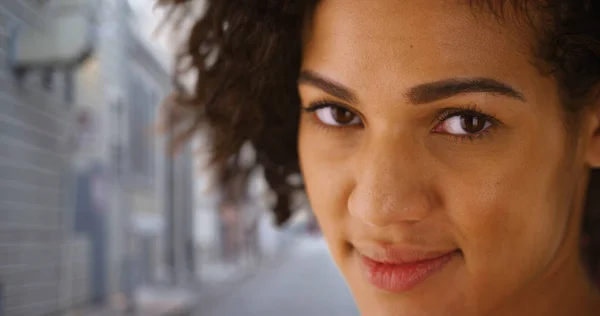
[298,1,600,315]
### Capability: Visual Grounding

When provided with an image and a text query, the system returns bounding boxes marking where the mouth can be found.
[356,246,461,293]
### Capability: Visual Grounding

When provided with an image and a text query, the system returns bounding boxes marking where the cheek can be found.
[444,135,572,301]
[298,123,352,254]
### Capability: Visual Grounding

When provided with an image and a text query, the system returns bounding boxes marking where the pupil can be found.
[332,108,354,124]
[460,114,485,133]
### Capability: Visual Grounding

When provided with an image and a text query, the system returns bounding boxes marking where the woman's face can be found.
[297,1,597,315]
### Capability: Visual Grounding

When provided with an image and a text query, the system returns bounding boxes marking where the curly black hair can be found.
[157,0,600,280]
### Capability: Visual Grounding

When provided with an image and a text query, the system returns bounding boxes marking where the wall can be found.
[0,4,68,314]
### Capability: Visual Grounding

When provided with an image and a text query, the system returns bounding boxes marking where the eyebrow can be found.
[298,71,526,104]
[406,77,526,104]
[298,71,358,103]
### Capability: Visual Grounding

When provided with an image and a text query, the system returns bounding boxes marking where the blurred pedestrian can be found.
[219,199,243,264]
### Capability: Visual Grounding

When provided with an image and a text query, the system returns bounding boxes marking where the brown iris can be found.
[460,114,486,134]
[331,107,356,125]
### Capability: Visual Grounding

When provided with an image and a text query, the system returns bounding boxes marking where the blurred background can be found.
[0,0,357,315]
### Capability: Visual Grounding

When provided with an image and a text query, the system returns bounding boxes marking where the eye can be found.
[438,114,492,135]
[307,103,362,127]
[433,110,494,136]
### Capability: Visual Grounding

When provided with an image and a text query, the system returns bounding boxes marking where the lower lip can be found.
[359,251,459,293]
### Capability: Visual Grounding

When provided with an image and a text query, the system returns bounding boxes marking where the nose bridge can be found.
[348,133,432,226]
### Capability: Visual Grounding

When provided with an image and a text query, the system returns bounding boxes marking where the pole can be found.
[165,114,177,285]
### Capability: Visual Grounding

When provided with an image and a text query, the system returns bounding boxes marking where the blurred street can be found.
[198,237,359,316]
[0,1,346,315]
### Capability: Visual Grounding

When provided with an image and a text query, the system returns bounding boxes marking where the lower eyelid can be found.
[302,112,363,133]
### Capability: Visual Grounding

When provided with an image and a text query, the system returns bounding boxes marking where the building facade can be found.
[0,0,196,315]
[0,1,73,315]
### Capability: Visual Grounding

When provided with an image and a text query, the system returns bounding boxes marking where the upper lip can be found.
[354,243,458,265]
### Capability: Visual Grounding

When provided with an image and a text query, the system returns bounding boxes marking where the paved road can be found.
[199,237,360,316]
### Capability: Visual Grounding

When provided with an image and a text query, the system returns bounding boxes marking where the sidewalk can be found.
[65,235,297,316]
[196,236,358,316]
[188,236,298,314]
[64,287,197,316]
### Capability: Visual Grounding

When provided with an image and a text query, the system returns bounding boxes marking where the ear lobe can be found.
[586,100,600,168]
[588,134,600,168]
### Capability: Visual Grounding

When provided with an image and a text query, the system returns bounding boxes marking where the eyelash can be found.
[301,100,363,132]
[433,104,499,143]
[302,100,349,112]
[301,101,499,142]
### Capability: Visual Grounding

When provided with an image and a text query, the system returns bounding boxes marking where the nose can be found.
[347,133,436,227]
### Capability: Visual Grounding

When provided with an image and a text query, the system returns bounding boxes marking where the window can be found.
[0,9,15,77]
[0,14,7,76]
[128,74,160,183]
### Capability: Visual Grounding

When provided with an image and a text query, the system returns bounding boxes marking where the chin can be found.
[352,291,463,316]
[342,253,468,316]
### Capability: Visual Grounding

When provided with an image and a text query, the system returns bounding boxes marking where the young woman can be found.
[160,1,600,315]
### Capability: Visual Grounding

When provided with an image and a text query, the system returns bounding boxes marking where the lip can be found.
[356,246,460,293]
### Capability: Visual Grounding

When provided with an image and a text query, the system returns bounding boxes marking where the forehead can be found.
[301,0,540,101]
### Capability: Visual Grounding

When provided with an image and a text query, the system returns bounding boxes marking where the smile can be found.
[356,247,461,293]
